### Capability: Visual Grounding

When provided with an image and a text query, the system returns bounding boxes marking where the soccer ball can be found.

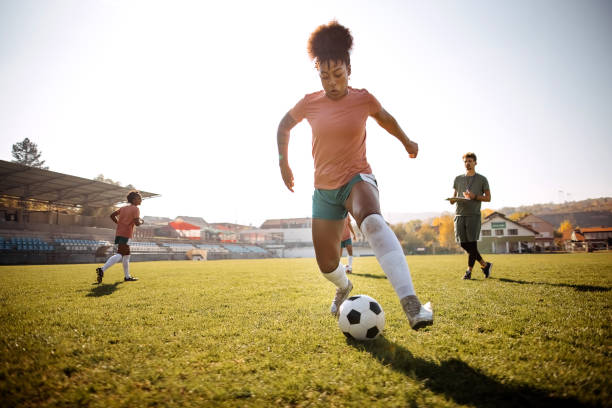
[338,295,385,341]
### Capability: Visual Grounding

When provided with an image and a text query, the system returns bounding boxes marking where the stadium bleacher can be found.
[54,238,110,252]
[1,236,54,251]
[130,241,168,253]
[161,242,196,252]
[196,244,228,253]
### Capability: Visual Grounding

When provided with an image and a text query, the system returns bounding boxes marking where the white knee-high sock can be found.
[361,214,416,299]
[122,255,131,278]
[102,254,122,271]
[348,255,353,268]
[322,262,349,289]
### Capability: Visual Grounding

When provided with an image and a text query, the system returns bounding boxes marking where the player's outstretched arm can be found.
[371,108,418,158]
[277,112,298,192]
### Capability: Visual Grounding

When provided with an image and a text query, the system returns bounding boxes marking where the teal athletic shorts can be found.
[340,238,353,248]
[312,173,378,220]
[454,215,481,243]
[114,236,129,245]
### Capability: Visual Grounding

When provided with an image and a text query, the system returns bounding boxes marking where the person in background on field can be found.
[449,152,492,280]
[276,21,433,330]
[341,215,356,274]
[96,191,142,283]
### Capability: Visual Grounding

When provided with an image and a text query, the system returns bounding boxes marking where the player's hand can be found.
[449,198,458,204]
[465,190,476,200]
[280,162,294,192]
[405,140,418,158]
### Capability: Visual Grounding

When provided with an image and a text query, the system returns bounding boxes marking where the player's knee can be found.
[318,258,341,274]
[357,211,383,233]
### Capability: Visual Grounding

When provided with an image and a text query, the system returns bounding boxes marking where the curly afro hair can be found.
[127,190,141,204]
[307,20,353,75]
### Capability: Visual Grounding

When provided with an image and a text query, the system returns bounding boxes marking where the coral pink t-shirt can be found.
[342,217,352,241]
[116,205,140,238]
[289,87,382,189]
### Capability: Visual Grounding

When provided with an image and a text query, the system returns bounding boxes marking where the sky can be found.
[1,0,611,227]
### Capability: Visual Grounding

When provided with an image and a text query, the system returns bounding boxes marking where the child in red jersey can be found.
[96,191,142,283]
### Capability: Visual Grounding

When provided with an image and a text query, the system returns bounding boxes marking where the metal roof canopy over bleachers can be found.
[0,160,159,207]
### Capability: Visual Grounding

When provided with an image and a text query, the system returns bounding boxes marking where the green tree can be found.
[11,138,48,169]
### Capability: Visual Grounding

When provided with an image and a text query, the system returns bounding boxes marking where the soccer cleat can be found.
[330,280,353,317]
[482,262,492,278]
[462,270,472,280]
[124,276,139,281]
[96,267,104,284]
[401,295,434,330]
[345,265,353,274]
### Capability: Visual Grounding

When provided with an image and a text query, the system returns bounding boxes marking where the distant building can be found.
[479,212,537,254]
[259,217,313,244]
[518,214,555,251]
[168,221,201,240]
[567,227,612,251]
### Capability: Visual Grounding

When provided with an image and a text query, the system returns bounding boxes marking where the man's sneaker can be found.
[482,262,492,278]
[124,276,139,281]
[345,265,353,274]
[401,295,434,330]
[462,270,472,280]
[96,267,104,284]
[330,280,353,317]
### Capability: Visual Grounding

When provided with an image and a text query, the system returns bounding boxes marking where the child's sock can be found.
[102,254,122,271]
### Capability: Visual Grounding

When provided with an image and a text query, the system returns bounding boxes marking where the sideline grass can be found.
[0,254,610,407]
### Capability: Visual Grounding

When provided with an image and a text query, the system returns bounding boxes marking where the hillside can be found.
[497,197,612,216]
[496,197,612,228]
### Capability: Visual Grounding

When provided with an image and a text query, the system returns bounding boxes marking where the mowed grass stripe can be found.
[0,254,610,407]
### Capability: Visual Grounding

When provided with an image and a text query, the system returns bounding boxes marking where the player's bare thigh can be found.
[312,218,345,273]
[345,181,381,228]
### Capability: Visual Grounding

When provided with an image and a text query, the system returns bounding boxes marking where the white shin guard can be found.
[361,214,416,299]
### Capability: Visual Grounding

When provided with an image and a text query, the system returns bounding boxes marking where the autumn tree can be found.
[481,208,495,221]
[508,212,530,222]
[558,220,574,236]
[434,214,457,250]
[11,138,48,169]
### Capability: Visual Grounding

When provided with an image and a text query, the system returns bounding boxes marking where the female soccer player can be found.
[96,191,142,283]
[276,21,433,330]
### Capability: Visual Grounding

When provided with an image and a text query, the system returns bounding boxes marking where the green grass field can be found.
[1,253,611,407]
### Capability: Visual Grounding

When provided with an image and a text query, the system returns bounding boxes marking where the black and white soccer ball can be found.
[338,295,385,341]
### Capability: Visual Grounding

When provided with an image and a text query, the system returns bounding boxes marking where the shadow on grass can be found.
[86,281,123,297]
[348,336,591,408]
[495,278,610,292]
[349,272,387,280]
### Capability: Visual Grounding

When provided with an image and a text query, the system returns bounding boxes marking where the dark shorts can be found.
[341,238,353,248]
[115,236,130,255]
[454,215,481,243]
[312,173,378,220]
[114,236,129,245]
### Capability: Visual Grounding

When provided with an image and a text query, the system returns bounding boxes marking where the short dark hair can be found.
[307,20,353,76]
[127,191,141,204]
[463,152,477,162]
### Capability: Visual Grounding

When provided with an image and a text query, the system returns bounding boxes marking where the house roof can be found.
[579,227,612,233]
[483,212,540,234]
[169,221,200,230]
[0,159,158,207]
